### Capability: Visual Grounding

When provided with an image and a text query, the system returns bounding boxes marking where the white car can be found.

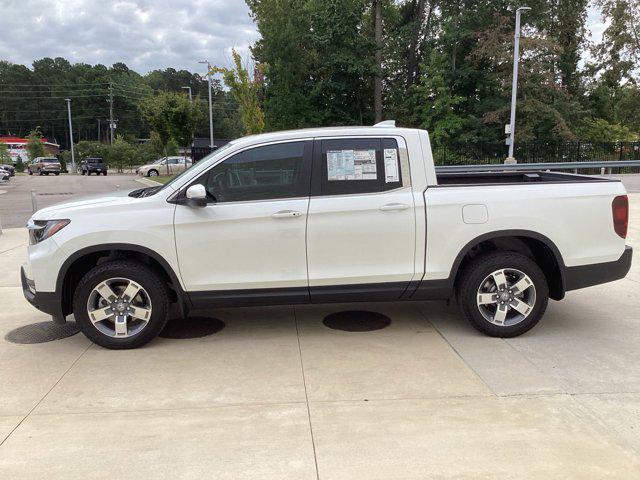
[136,156,192,177]
[22,123,632,349]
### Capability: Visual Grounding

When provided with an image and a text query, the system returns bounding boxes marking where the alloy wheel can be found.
[86,277,153,338]
[476,268,536,327]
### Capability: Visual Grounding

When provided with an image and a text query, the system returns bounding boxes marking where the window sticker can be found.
[327,149,377,181]
[383,149,399,183]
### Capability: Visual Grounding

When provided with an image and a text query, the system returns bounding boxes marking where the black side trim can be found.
[565,246,632,291]
[190,287,309,308]
[22,266,66,324]
[56,244,190,310]
[309,282,409,303]
[406,279,452,301]
[190,281,449,309]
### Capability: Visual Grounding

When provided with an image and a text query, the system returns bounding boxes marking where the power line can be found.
[0,83,110,87]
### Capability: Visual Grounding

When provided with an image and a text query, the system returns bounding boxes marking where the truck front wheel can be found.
[457,252,549,338]
[73,260,170,349]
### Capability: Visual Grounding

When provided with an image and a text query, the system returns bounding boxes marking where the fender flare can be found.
[447,229,567,293]
[56,243,190,307]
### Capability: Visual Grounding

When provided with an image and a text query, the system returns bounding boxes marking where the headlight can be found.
[27,219,70,245]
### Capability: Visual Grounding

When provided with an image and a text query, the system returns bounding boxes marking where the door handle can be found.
[271,210,303,218]
[379,203,409,212]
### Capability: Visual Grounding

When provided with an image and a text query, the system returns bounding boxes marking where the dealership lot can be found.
[0,173,142,228]
[0,179,639,478]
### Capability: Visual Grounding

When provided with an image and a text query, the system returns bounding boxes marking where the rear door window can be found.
[313,138,402,196]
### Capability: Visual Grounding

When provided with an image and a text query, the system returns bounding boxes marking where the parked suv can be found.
[28,157,61,176]
[22,124,632,349]
[0,163,15,176]
[137,156,192,177]
[78,157,107,176]
[0,166,10,181]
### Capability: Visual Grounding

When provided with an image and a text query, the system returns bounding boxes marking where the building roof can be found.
[0,136,59,146]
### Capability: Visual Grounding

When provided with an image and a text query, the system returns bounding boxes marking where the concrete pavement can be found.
[0,197,639,478]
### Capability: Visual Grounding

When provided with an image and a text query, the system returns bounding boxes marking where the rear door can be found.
[306,137,416,301]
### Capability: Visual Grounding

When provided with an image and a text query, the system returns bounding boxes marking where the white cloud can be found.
[0,0,260,74]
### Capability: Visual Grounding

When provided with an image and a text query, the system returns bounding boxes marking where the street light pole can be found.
[198,60,214,150]
[506,6,531,163]
[65,98,76,172]
[181,86,193,102]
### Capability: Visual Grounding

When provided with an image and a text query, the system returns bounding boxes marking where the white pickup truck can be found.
[22,124,632,349]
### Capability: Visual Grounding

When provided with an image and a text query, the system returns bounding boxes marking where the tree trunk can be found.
[406,0,428,87]
[373,0,383,123]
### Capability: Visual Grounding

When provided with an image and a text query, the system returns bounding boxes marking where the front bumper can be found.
[564,246,633,291]
[21,266,66,324]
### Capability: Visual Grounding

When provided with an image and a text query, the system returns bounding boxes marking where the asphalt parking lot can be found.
[0,173,142,228]
[0,176,639,478]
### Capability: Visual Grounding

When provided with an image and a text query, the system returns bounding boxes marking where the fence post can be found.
[30,190,37,213]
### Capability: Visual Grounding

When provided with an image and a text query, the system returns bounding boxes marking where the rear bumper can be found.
[564,246,633,291]
[21,266,66,324]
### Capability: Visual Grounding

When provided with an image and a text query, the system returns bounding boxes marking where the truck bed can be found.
[435,171,617,186]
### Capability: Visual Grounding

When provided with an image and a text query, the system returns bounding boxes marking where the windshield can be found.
[87,159,102,163]
[43,158,59,163]
[158,143,235,193]
[153,158,165,164]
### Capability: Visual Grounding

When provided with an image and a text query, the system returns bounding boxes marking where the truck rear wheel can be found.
[457,251,549,337]
[73,260,170,349]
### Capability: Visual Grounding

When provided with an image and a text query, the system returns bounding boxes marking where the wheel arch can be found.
[450,230,566,300]
[57,244,190,317]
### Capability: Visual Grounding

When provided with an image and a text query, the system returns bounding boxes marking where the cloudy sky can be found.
[0,0,259,74]
[0,0,604,75]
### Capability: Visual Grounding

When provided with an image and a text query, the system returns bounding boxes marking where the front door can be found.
[174,140,313,303]
[306,137,416,301]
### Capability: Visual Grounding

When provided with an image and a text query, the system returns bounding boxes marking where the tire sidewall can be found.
[73,261,169,349]
[459,252,549,337]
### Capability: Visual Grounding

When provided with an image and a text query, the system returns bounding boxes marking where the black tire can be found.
[44,172,49,175]
[38,169,43,176]
[28,169,33,175]
[147,169,159,177]
[73,260,170,349]
[81,169,86,175]
[457,251,549,338]
[54,172,60,176]
[103,171,107,176]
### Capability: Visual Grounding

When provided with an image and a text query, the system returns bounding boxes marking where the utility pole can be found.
[506,6,531,163]
[97,119,101,142]
[198,60,214,149]
[65,98,76,172]
[181,86,193,102]
[108,82,115,144]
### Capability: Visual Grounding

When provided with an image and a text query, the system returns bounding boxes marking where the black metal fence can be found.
[433,141,640,170]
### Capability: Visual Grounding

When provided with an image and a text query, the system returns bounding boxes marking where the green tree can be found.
[26,128,46,160]
[140,92,202,155]
[15,155,25,173]
[211,49,265,134]
[0,143,10,166]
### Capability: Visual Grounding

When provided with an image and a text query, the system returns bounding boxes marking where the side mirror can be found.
[185,184,207,207]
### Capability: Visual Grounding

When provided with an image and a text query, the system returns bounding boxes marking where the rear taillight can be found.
[612,195,629,239]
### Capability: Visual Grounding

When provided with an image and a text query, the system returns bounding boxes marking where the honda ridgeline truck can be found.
[22,123,632,349]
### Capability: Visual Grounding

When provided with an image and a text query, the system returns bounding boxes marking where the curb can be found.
[135,177,163,187]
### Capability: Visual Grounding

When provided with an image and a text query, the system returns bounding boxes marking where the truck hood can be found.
[33,189,139,220]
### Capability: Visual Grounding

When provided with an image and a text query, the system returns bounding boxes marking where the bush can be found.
[15,156,25,173]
